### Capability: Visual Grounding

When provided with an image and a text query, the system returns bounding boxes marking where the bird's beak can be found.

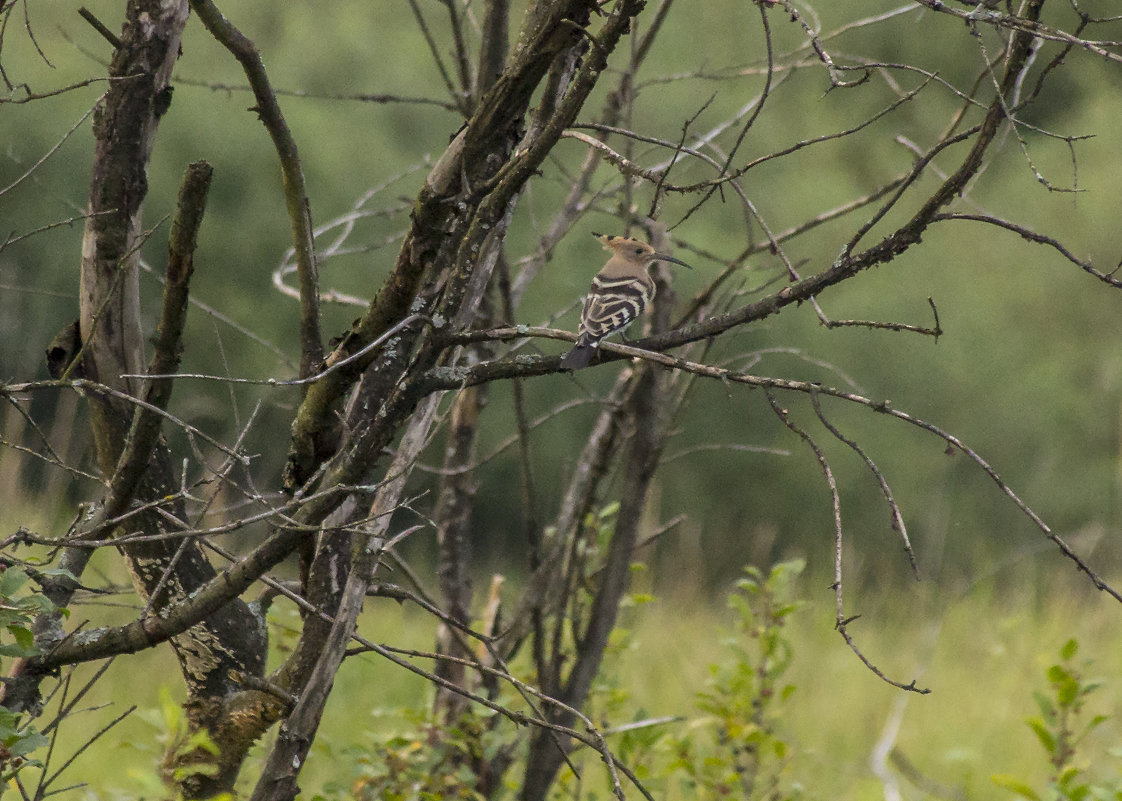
[653,253,693,269]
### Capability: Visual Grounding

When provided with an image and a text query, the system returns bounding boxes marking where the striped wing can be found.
[576,274,654,346]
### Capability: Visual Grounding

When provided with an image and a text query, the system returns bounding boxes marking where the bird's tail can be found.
[560,343,596,370]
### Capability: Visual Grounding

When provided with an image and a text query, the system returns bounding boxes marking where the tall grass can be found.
[29,554,1120,799]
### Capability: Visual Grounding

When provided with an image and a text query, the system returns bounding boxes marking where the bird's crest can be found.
[589,231,692,269]
[590,232,654,258]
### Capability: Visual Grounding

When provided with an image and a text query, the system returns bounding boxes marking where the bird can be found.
[560,232,692,370]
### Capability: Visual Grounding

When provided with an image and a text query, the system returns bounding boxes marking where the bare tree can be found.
[2,0,1122,798]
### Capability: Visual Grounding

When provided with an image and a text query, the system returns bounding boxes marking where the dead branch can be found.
[189,0,323,379]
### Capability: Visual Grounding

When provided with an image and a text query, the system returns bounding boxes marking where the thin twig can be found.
[37,705,136,795]
[0,97,101,198]
[810,390,919,579]
[911,0,1122,66]
[77,7,121,49]
[766,391,929,693]
[121,313,429,386]
[933,213,1122,289]
[172,74,458,110]
[821,296,943,339]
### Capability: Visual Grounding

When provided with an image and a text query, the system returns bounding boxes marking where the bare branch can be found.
[766,390,930,693]
[820,296,944,339]
[423,332,1122,604]
[111,161,211,513]
[407,0,469,115]
[933,213,1122,289]
[911,0,1122,65]
[8,1,1122,795]
[76,7,121,49]
[189,0,323,379]
[0,97,100,197]
[810,390,919,578]
[172,73,459,109]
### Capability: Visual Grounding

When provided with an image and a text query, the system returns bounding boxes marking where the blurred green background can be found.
[3,1,1122,797]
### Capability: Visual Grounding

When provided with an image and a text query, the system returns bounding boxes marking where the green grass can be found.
[26,557,1122,800]
[607,566,1122,801]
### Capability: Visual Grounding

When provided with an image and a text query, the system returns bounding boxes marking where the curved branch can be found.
[420,333,1122,604]
[766,391,929,694]
[932,213,1122,289]
[809,390,918,579]
[189,0,323,379]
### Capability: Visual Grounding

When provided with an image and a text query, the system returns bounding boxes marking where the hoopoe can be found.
[560,232,692,370]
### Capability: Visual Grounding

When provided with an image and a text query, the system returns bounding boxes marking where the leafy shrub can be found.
[992,638,1122,801]
[0,565,55,784]
[670,559,805,801]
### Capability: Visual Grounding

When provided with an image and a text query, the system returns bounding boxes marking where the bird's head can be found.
[591,232,693,269]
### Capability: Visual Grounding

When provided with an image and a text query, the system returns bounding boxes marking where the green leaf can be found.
[1047,664,1072,685]
[158,685,183,734]
[1060,638,1079,661]
[597,501,620,520]
[0,568,29,598]
[0,706,17,727]
[1056,678,1080,708]
[182,728,221,756]
[991,773,1043,801]
[776,557,806,577]
[1082,680,1104,696]
[1033,691,1057,722]
[1078,714,1110,742]
[172,760,220,780]
[9,729,49,757]
[1026,718,1055,755]
[15,593,54,615]
[1062,779,1091,801]
[0,642,40,658]
[39,567,79,582]
[773,602,804,618]
[9,624,34,650]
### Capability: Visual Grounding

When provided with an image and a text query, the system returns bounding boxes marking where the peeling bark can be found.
[70,7,271,793]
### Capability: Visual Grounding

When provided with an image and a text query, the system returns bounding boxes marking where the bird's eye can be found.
[634,247,643,255]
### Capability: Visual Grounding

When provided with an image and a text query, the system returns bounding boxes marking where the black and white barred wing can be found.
[575,275,654,346]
